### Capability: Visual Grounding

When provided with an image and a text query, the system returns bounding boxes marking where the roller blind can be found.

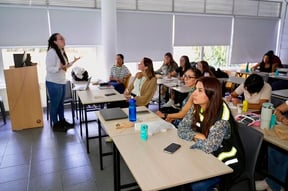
[0,6,49,46]
[49,8,101,45]
[174,14,232,46]
[117,11,173,62]
[231,17,279,64]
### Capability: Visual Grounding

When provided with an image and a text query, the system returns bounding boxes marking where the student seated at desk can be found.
[178,77,245,191]
[227,74,272,110]
[252,51,282,73]
[256,100,288,191]
[124,57,157,107]
[162,55,192,107]
[109,54,131,93]
[196,60,215,77]
[156,68,202,126]
[154,52,178,104]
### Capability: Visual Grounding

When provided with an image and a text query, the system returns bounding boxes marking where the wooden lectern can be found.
[4,65,43,130]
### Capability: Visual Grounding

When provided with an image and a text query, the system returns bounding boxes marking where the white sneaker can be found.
[162,99,175,107]
[255,180,271,191]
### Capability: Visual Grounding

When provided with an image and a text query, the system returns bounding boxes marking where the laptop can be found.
[73,77,92,91]
[100,107,128,121]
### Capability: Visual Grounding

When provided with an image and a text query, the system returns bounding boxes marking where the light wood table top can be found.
[76,88,126,105]
[96,106,159,137]
[218,76,245,85]
[112,128,233,191]
[230,107,288,152]
[272,89,288,100]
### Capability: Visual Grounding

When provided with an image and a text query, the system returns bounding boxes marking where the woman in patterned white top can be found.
[178,77,244,191]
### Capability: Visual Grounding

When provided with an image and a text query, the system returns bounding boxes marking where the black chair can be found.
[46,80,75,126]
[228,124,264,191]
[0,96,6,124]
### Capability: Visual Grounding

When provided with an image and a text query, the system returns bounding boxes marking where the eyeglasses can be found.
[183,75,196,79]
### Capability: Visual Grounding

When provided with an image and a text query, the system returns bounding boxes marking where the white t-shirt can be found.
[131,77,146,96]
[234,82,272,104]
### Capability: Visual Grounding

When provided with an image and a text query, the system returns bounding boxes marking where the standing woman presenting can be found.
[46,33,80,132]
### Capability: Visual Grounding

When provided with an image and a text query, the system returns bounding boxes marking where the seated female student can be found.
[196,60,214,77]
[124,57,157,106]
[156,68,202,124]
[227,73,272,110]
[178,77,244,191]
[256,100,288,191]
[162,55,192,107]
[109,54,131,93]
[252,52,275,73]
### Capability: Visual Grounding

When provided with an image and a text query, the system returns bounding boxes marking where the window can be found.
[173,46,229,68]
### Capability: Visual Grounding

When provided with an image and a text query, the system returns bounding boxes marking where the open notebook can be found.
[100,107,128,121]
[73,77,92,91]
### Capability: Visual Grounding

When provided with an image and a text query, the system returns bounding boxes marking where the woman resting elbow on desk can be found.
[156,68,202,124]
[227,74,272,110]
[177,77,245,191]
[124,57,157,107]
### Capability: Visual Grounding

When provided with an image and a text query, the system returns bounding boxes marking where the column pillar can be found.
[101,0,117,80]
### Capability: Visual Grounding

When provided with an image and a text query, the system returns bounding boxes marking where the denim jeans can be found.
[266,146,288,191]
[189,176,221,191]
[46,81,66,125]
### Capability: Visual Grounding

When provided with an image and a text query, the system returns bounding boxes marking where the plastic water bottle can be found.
[245,62,249,72]
[129,96,136,122]
[275,69,279,76]
[242,100,248,112]
[140,124,148,141]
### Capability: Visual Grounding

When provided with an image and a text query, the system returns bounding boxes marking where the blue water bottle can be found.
[129,96,136,122]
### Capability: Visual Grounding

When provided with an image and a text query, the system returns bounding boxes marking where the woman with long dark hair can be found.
[46,33,80,132]
[178,77,244,191]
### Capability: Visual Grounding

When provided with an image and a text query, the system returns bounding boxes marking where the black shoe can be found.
[60,119,74,129]
[52,121,67,132]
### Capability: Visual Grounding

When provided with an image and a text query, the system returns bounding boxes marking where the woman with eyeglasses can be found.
[46,33,80,132]
[156,67,202,126]
[178,77,244,191]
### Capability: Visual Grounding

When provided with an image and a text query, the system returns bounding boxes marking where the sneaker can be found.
[255,180,271,191]
[60,119,74,129]
[162,99,175,107]
[52,121,67,132]
[105,136,113,143]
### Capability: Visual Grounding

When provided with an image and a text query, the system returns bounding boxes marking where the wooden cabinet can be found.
[4,66,43,130]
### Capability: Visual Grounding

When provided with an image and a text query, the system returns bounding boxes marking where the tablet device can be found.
[163,143,181,154]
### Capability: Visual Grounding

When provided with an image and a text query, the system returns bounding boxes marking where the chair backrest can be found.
[124,74,131,89]
[238,124,264,189]
[65,80,73,100]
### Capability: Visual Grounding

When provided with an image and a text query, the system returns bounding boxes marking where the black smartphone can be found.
[163,143,181,154]
[105,93,116,96]
[136,110,150,114]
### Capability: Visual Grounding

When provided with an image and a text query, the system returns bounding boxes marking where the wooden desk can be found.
[157,77,191,107]
[218,76,245,85]
[96,106,159,170]
[77,88,126,153]
[112,128,233,191]
[272,89,288,100]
